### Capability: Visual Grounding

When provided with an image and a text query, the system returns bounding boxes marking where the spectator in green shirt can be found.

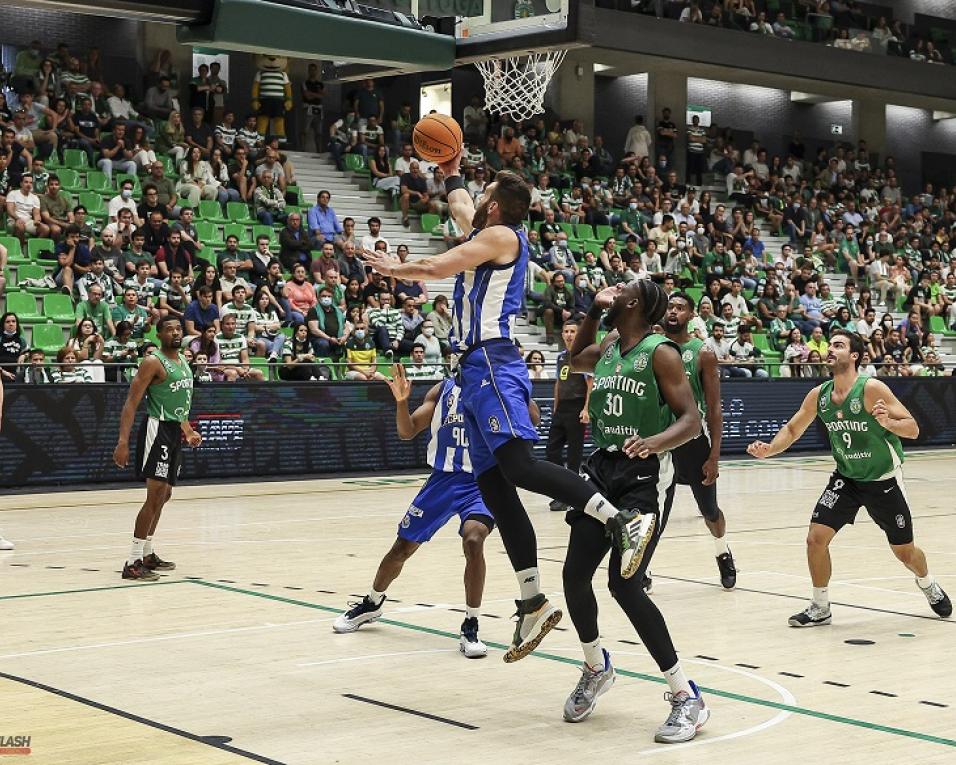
[769,304,796,352]
[75,283,115,338]
[111,287,151,338]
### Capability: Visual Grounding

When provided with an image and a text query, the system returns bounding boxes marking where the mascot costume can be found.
[252,54,293,143]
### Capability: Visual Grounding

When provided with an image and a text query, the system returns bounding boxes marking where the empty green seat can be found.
[32,322,67,354]
[198,200,228,223]
[7,291,42,322]
[85,170,110,194]
[227,202,255,224]
[223,223,251,245]
[575,223,596,240]
[57,168,83,193]
[251,225,278,246]
[420,213,443,237]
[27,238,56,261]
[78,192,107,216]
[43,293,76,324]
[63,149,89,171]
[0,236,28,265]
[196,221,224,247]
[345,154,367,173]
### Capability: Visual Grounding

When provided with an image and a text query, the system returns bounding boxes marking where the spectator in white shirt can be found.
[5,174,49,242]
[107,178,141,224]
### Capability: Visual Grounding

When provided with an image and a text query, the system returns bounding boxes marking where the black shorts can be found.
[258,99,286,118]
[811,470,913,545]
[671,431,721,522]
[568,449,676,562]
[136,417,184,486]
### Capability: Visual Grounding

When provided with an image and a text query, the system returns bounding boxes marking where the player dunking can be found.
[563,280,708,743]
[114,316,201,581]
[332,365,536,658]
[748,330,951,626]
[365,160,656,663]
[661,292,736,590]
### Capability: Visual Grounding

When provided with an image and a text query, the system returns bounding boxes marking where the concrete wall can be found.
[885,106,956,192]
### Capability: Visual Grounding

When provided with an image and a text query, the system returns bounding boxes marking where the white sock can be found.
[812,586,829,607]
[516,567,541,600]
[129,538,146,565]
[465,605,480,619]
[368,587,386,605]
[583,493,619,523]
[663,662,694,696]
[917,574,935,589]
[713,536,730,557]
[581,638,605,670]
[143,536,154,557]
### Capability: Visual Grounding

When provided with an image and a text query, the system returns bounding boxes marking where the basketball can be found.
[412,113,463,163]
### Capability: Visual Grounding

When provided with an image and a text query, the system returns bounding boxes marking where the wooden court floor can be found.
[1,451,955,764]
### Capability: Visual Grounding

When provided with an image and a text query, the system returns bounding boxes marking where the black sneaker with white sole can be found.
[788,602,832,627]
[333,595,385,633]
[918,580,953,618]
[716,551,736,590]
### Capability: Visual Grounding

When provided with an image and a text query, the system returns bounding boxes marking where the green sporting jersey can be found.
[817,375,904,481]
[590,333,676,450]
[678,337,706,417]
[147,352,193,422]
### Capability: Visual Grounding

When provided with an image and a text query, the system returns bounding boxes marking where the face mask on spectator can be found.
[423,327,435,337]
[629,202,638,210]
[577,279,588,289]
[697,226,705,235]
[558,240,568,249]
[319,296,332,307]
[354,329,366,339]
[592,184,601,192]
[121,189,132,200]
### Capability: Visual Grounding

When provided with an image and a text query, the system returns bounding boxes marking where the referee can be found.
[547,320,592,511]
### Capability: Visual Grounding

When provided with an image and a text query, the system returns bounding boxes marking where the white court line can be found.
[0,616,338,661]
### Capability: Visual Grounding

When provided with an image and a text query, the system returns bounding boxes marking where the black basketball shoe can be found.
[716,551,736,590]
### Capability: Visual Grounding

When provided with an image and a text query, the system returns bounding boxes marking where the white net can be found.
[474,50,567,121]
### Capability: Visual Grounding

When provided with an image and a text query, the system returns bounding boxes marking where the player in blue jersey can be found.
[333,365,537,657]
[364,154,657,664]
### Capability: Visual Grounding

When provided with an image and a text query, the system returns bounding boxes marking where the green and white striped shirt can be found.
[366,306,402,341]
[221,301,256,333]
[255,70,289,100]
[216,332,246,364]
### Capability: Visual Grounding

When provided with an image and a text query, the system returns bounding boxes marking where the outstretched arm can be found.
[865,378,918,439]
[438,150,476,236]
[113,356,162,467]
[747,386,820,459]
[568,284,623,373]
[698,348,722,485]
[386,364,442,440]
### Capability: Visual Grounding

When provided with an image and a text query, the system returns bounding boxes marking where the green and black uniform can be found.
[136,352,194,486]
[670,337,720,521]
[563,331,683,675]
[812,375,912,544]
[570,332,678,528]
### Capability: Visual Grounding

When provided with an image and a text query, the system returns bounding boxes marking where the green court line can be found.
[193,579,956,750]
[0,580,186,602]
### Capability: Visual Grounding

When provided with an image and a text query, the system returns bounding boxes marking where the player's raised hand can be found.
[747,441,771,459]
[363,247,401,277]
[872,398,890,428]
[437,147,463,178]
[592,283,623,310]
[386,364,411,403]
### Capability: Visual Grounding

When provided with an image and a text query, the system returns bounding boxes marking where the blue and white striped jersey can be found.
[452,225,528,351]
[425,378,472,473]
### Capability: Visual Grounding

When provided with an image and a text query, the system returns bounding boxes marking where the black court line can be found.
[618,639,640,645]
[870,691,898,698]
[695,654,719,661]
[342,693,478,730]
[780,672,804,678]
[648,573,956,625]
[0,671,286,764]
[736,663,761,669]
[824,681,851,688]
[921,701,948,708]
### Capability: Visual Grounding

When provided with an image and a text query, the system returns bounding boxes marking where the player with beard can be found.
[748,330,951,626]
[364,157,657,664]
[660,292,736,591]
[114,316,202,581]
[561,279,706,743]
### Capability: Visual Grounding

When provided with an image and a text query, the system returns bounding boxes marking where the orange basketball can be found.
[412,114,463,163]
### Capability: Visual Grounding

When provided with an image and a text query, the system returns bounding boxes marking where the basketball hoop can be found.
[474,50,567,121]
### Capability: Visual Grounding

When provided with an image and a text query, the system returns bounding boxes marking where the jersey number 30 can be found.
[603,394,623,417]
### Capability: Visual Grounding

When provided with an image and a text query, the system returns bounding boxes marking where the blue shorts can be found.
[398,470,495,543]
[457,340,540,476]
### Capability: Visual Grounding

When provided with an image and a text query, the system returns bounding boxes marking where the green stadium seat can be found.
[198,199,228,223]
[227,201,255,225]
[159,155,178,178]
[685,286,704,306]
[42,293,76,324]
[85,170,110,195]
[557,222,575,237]
[15,263,51,293]
[62,149,90,171]
[420,213,443,237]
[224,222,251,246]
[0,237,28,265]
[251,225,278,247]
[114,173,142,194]
[574,224,596,240]
[78,192,107,217]
[345,154,368,174]
[421,301,433,315]
[32,322,67,354]
[929,315,956,336]
[27,238,56,261]
[6,291,42,322]
[195,221,224,247]
[595,225,615,240]
[286,185,304,206]
[752,332,771,352]
[57,168,83,193]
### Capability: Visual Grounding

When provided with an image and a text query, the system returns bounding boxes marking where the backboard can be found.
[455,0,569,42]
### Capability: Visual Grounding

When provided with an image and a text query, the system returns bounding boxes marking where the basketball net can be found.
[474,50,567,121]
